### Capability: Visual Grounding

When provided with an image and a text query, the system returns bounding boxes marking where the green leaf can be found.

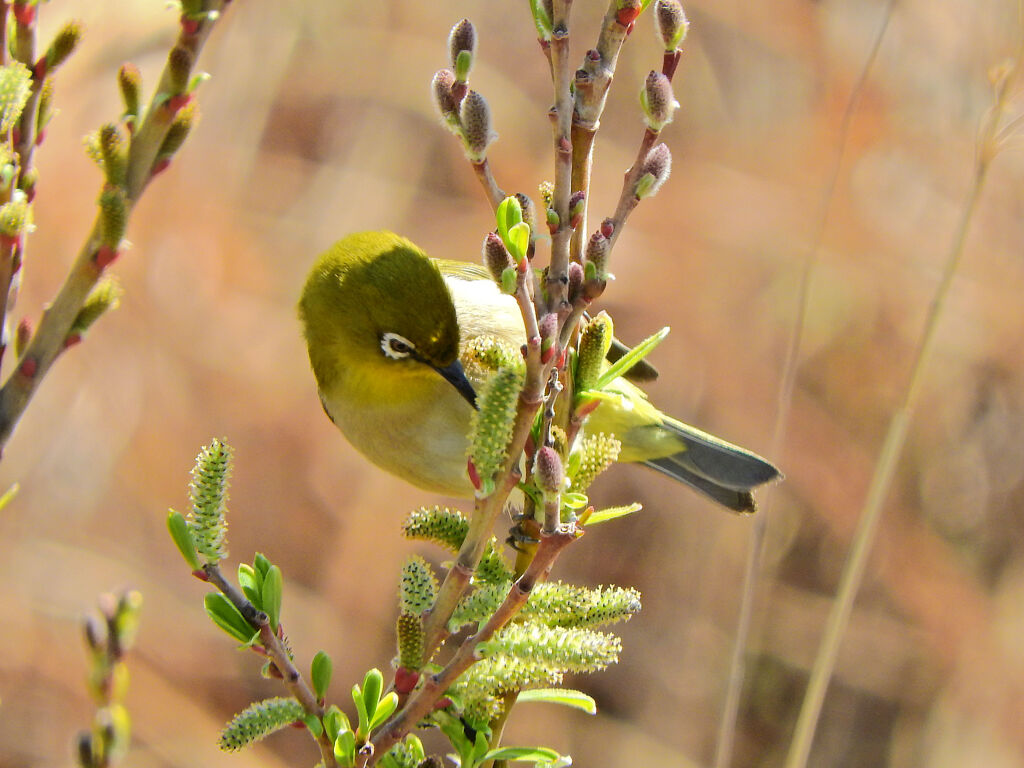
[334,727,357,768]
[352,683,369,737]
[361,668,383,727]
[594,327,669,391]
[0,482,17,513]
[311,650,333,701]
[301,712,323,737]
[495,196,523,244]
[203,593,256,645]
[585,503,642,525]
[507,221,530,264]
[471,731,491,766]
[529,0,553,38]
[323,705,348,743]
[517,688,597,714]
[261,564,283,632]
[237,563,261,606]
[562,491,589,510]
[253,552,272,580]
[368,692,398,732]
[167,510,201,570]
[480,746,563,765]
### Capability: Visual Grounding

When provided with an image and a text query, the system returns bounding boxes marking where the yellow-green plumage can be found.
[299,231,779,511]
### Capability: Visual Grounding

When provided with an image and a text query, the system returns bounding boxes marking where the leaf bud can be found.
[0,195,32,239]
[539,312,558,363]
[535,446,564,494]
[655,0,689,50]
[482,232,514,283]
[634,143,671,199]
[576,311,613,391]
[640,71,678,131]
[459,90,495,162]
[431,68,459,119]
[70,277,123,338]
[448,19,476,82]
[545,207,559,234]
[616,0,642,27]
[514,192,536,248]
[568,190,585,229]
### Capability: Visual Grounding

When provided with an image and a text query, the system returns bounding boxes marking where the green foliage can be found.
[311,650,333,701]
[218,696,305,751]
[379,734,428,768]
[352,668,399,741]
[186,438,231,564]
[237,552,284,632]
[203,592,256,645]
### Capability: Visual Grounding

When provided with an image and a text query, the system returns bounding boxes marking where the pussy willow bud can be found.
[576,311,613,391]
[482,232,514,283]
[567,261,583,300]
[397,612,425,671]
[98,123,128,187]
[98,187,127,249]
[640,71,678,131]
[635,143,671,199]
[157,100,197,163]
[468,367,522,496]
[167,44,193,95]
[118,63,142,119]
[43,19,82,73]
[654,0,689,50]
[584,231,609,282]
[448,19,476,82]
[460,90,494,162]
[535,446,564,494]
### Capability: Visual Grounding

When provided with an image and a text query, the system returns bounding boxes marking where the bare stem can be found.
[472,158,505,211]
[783,32,1022,768]
[714,4,898,766]
[547,1,575,313]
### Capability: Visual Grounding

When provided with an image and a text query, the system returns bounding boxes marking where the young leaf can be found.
[204,593,257,644]
[311,650,333,701]
[594,327,670,390]
[167,510,201,570]
[584,503,642,525]
[495,196,523,244]
[323,704,348,743]
[517,688,597,714]
[253,552,272,580]
[334,727,357,768]
[237,563,261,606]
[480,746,563,765]
[352,683,369,737]
[368,692,398,732]
[261,564,283,632]
[361,668,384,728]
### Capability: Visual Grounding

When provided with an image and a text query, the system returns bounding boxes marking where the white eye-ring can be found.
[381,332,416,360]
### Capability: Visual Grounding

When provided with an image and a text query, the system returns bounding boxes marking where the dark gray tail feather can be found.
[643,456,758,513]
[641,422,781,513]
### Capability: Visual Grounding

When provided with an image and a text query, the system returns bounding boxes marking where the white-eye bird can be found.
[299,231,779,512]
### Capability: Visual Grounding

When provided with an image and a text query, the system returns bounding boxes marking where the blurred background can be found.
[1,0,1022,765]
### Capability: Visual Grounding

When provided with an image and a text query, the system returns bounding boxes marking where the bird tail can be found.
[642,419,781,514]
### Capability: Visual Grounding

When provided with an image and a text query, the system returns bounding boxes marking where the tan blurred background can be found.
[1,0,1022,765]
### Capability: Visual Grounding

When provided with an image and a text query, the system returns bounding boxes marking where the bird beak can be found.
[434,359,478,409]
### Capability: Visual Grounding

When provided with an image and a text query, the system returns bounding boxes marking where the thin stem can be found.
[783,34,1021,768]
[0,2,227,452]
[472,158,505,210]
[204,564,337,767]
[547,1,575,313]
[714,3,896,765]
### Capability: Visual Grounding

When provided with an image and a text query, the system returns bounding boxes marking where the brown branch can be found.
[0,1,228,453]
[203,563,337,767]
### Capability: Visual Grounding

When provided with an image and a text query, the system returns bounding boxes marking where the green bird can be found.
[299,231,779,512]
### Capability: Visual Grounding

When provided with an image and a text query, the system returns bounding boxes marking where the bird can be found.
[299,231,780,512]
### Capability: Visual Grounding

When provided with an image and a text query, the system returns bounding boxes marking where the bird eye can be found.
[381,332,416,360]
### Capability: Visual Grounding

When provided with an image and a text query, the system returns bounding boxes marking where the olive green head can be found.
[299,231,463,395]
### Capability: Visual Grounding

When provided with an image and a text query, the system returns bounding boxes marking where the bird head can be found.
[299,231,477,407]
